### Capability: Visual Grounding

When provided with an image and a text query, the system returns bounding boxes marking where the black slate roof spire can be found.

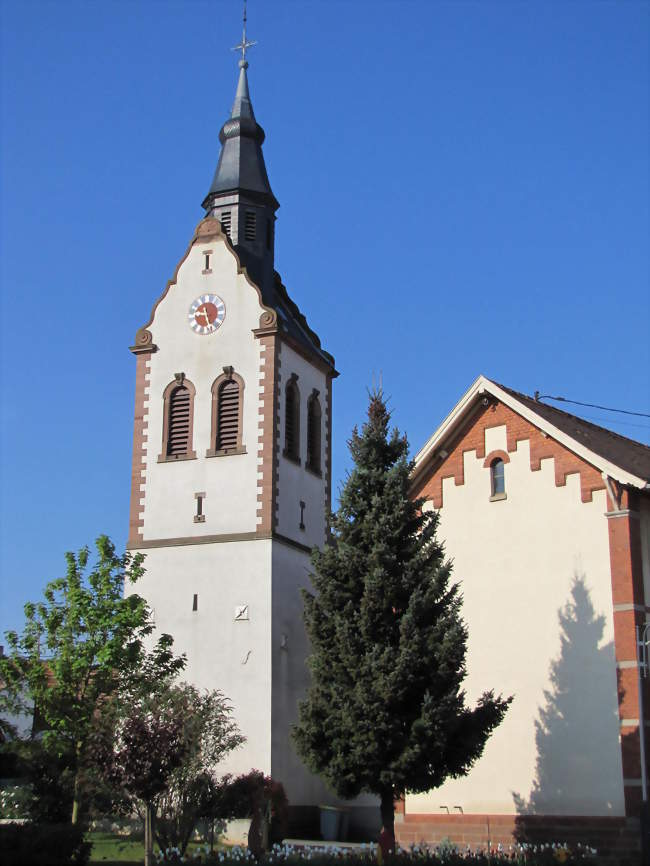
[201,7,279,294]
[201,58,278,210]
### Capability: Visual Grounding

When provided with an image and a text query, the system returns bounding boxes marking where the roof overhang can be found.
[412,375,648,490]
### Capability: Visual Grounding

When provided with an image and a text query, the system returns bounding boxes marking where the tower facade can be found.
[127,52,337,807]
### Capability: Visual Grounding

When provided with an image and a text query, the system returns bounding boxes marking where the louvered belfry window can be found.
[306,394,322,473]
[244,211,256,242]
[217,379,240,451]
[284,378,300,461]
[167,385,191,456]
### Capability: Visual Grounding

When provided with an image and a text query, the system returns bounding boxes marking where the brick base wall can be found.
[396,814,641,865]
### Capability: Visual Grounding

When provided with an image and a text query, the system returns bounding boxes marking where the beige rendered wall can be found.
[142,234,265,540]
[407,422,624,816]
[127,538,273,778]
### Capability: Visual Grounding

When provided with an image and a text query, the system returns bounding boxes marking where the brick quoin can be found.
[128,351,152,546]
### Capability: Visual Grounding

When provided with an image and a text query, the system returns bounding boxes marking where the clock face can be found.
[188,294,226,335]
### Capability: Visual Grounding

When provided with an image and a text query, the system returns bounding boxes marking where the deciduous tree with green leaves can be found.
[0,535,185,825]
[293,393,512,846]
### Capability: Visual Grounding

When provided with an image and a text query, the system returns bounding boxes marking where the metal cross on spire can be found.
[232,0,257,66]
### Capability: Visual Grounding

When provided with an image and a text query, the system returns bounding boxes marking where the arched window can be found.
[159,376,196,462]
[306,390,322,475]
[284,375,300,463]
[490,458,505,497]
[207,369,245,457]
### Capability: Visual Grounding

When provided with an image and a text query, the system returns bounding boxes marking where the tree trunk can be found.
[379,788,395,856]
[144,802,154,866]
[71,741,83,825]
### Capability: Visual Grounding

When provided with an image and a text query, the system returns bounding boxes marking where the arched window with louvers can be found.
[160,376,197,462]
[306,390,322,475]
[207,369,246,457]
[283,375,300,463]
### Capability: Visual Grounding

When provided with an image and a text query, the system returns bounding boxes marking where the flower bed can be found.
[154,841,598,865]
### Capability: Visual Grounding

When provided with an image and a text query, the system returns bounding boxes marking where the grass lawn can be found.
[87,831,217,865]
[88,831,144,864]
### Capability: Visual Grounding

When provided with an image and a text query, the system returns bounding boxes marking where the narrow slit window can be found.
[245,211,256,241]
[204,253,211,271]
[194,492,205,523]
[266,218,272,250]
[299,500,306,531]
[167,385,191,457]
[306,392,322,474]
[192,594,198,612]
[490,458,505,497]
[221,211,232,237]
[284,377,300,462]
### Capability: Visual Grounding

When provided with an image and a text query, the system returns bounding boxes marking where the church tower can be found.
[127,22,337,809]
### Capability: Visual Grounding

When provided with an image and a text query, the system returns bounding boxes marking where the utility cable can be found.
[534,392,650,419]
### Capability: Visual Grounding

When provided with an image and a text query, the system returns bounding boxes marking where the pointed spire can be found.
[201,2,279,294]
[201,6,277,210]
[231,60,255,122]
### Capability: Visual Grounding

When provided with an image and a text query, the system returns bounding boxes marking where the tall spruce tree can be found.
[293,393,512,843]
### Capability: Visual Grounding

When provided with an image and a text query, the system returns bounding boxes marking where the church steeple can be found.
[202,9,278,293]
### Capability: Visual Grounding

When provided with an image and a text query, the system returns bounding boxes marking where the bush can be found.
[216,771,288,823]
[0,822,91,866]
[0,784,33,818]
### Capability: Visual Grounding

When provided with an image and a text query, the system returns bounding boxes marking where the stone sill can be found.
[206,446,247,457]
[157,452,197,463]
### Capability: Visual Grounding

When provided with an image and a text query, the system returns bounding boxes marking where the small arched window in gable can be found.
[284,375,300,463]
[306,390,322,475]
[207,368,245,457]
[160,375,197,462]
[490,458,505,498]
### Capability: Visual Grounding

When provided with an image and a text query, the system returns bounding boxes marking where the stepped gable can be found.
[495,382,650,482]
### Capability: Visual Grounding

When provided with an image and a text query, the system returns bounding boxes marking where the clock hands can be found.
[197,305,212,326]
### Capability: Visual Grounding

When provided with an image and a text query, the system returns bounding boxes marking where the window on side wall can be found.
[490,458,506,499]
[284,376,300,463]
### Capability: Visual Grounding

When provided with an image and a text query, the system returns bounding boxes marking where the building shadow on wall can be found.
[512,574,622,830]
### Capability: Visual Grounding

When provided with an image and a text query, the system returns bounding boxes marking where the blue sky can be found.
[1,0,648,638]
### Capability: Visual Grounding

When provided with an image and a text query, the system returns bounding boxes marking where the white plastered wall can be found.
[270,542,330,805]
[407,424,625,816]
[275,342,328,549]
[143,237,265,539]
[127,538,273,777]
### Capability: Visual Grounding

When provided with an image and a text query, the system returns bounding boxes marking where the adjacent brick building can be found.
[399,375,650,858]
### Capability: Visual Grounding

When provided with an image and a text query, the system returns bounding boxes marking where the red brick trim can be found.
[413,401,606,509]
[395,813,639,857]
[128,351,152,546]
[255,334,279,534]
[483,449,510,468]
[606,488,649,817]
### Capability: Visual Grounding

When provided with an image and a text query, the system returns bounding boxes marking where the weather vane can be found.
[232,0,257,65]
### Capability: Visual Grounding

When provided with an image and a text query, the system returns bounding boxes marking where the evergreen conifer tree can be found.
[293,393,512,844]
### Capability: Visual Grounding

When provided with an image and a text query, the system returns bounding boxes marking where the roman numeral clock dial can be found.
[188,294,226,335]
